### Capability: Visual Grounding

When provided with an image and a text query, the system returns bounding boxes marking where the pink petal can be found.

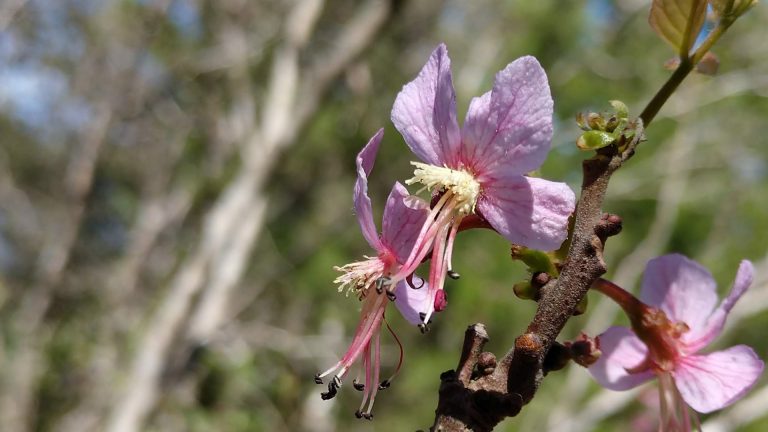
[476,175,574,251]
[354,129,384,251]
[381,182,429,262]
[640,254,718,334]
[673,345,764,413]
[588,326,655,391]
[394,276,430,325]
[391,44,461,167]
[461,56,553,176]
[684,260,754,352]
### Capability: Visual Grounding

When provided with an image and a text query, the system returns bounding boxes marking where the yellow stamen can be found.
[405,162,480,216]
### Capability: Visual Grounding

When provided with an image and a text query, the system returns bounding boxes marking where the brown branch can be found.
[431,324,522,432]
[432,149,626,431]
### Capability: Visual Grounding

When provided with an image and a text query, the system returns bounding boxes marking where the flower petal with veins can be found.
[461,56,554,176]
[391,43,461,167]
[673,345,764,413]
[477,175,575,251]
[354,129,385,251]
[640,254,718,334]
[589,326,655,391]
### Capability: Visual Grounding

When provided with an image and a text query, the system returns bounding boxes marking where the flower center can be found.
[405,162,480,216]
[634,307,690,371]
[334,257,387,299]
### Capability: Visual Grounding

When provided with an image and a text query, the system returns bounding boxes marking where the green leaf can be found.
[649,0,708,56]
[576,130,615,151]
[609,100,629,119]
[510,245,558,276]
[513,281,537,301]
[711,0,758,17]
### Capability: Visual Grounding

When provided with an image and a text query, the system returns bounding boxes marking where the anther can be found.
[314,374,323,385]
[375,277,390,294]
[447,270,460,280]
[363,413,373,420]
[320,386,337,400]
[379,380,391,390]
[355,410,364,419]
[353,380,365,391]
[320,376,342,400]
[386,290,397,301]
[418,312,433,324]
[406,274,425,289]
[418,323,430,334]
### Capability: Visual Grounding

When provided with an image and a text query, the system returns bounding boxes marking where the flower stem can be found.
[590,278,647,319]
[639,17,737,128]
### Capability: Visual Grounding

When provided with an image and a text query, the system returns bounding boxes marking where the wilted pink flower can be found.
[589,254,764,430]
[315,129,430,419]
[387,44,575,326]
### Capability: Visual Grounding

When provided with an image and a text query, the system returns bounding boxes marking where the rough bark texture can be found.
[431,141,639,431]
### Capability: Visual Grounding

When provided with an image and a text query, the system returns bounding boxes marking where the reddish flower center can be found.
[632,307,690,372]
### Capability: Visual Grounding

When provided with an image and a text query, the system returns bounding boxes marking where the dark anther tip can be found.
[320,390,336,400]
[407,275,425,289]
[386,291,397,301]
[447,270,460,280]
[355,410,364,419]
[353,380,365,391]
[314,374,323,385]
[378,380,391,390]
[417,314,432,324]
[363,413,373,420]
[418,323,430,334]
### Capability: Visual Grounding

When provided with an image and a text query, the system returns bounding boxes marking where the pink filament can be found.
[358,342,372,412]
[364,332,382,415]
[318,294,386,380]
[390,192,455,283]
[384,318,404,382]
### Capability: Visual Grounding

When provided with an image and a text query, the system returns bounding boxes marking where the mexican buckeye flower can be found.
[589,254,764,430]
[387,44,575,327]
[315,129,431,419]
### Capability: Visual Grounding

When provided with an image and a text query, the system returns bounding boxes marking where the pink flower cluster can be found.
[589,255,763,430]
[315,44,575,417]
[315,44,764,424]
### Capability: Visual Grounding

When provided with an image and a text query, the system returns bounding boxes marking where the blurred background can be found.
[0,0,767,431]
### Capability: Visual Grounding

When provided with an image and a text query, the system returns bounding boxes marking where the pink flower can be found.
[589,254,764,430]
[315,129,431,419]
[388,44,575,326]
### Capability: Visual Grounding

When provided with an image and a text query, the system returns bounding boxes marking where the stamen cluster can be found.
[334,257,387,299]
[406,162,480,216]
